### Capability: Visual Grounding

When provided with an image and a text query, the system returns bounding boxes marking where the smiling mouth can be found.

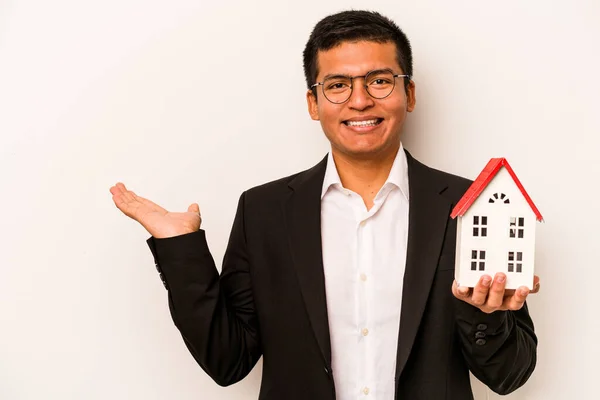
[343,118,383,127]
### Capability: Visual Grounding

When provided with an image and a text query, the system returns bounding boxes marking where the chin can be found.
[338,145,387,159]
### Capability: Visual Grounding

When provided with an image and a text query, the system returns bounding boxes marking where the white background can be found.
[1,0,599,399]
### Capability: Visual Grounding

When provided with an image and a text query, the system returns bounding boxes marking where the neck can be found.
[331,143,400,208]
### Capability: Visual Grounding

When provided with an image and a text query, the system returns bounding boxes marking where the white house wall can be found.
[455,167,536,289]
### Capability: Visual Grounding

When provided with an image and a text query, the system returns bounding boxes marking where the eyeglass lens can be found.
[322,70,397,103]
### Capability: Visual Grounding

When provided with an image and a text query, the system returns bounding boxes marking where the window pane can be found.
[482,216,487,225]
[510,217,516,225]
[471,261,477,270]
[473,227,479,236]
[518,229,524,238]
[517,252,523,261]
[472,250,478,259]
[509,229,516,238]
[508,252,514,261]
[480,251,486,259]
[516,263,522,273]
[482,227,487,237]
[508,263,514,272]
[473,216,479,225]
[518,218,524,227]
[479,262,485,271]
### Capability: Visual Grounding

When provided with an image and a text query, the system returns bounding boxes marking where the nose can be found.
[347,80,374,110]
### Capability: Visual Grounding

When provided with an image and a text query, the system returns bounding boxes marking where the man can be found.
[110,10,539,400]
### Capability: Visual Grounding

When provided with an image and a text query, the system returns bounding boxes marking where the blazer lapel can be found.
[283,155,332,370]
[281,151,454,377]
[395,151,453,379]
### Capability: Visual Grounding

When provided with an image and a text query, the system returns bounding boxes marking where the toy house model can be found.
[450,158,543,290]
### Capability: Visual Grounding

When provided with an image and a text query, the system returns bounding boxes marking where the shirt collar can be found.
[321,143,410,201]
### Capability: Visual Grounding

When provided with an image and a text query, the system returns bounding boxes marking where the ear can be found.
[306,89,320,121]
[405,80,416,112]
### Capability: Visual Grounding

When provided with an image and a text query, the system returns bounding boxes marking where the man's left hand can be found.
[452,274,540,314]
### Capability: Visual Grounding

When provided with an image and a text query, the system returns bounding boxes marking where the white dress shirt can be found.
[320,144,410,400]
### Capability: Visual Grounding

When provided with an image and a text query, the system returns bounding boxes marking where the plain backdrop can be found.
[1,0,599,399]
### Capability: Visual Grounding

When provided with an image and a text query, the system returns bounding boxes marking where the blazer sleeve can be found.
[453,299,537,395]
[146,192,262,386]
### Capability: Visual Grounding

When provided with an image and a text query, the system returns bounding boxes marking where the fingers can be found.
[135,193,167,214]
[109,182,126,196]
[110,183,136,216]
[452,280,471,299]
[112,182,128,195]
[110,183,144,219]
[531,275,541,293]
[471,275,493,306]
[453,273,540,313]
[485,273,507,309]
[110,182,165,213]
[505,286,529,310]
[109,182,128,198]
[504,275,539,310]
[110,182,202,236]
[454,274,509,313]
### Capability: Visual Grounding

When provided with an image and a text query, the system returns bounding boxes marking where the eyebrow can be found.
[321,68,395,81]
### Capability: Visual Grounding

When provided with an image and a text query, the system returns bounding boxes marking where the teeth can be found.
[346,119,379,127]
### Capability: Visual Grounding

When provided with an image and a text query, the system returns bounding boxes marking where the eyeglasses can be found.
[310,69,411,104]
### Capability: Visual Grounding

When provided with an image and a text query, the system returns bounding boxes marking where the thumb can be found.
[188,203,200,214]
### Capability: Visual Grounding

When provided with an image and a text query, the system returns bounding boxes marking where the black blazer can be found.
[147,150,537,400]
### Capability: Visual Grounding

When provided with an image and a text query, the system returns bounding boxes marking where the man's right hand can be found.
[109,182,201,239]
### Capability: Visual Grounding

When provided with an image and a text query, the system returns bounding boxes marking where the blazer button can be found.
[476,324,488,331]
[475,331,486,339]
[476,338,487,346]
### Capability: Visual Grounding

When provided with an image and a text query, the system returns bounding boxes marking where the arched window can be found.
[489,193,510,204]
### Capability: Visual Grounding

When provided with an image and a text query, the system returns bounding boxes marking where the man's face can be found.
[307,41,416,159]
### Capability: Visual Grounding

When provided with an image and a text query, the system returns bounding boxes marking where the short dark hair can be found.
[303,10,413,91]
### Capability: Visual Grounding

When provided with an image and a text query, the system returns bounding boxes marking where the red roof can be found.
[450,158,543,221]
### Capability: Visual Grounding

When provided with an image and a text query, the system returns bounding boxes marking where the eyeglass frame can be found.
[309,68,412,104]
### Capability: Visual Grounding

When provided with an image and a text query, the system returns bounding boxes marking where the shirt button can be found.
[363,387,370,395]
[476,338,487,346]
[360,273,367,282]
[361,328,369,336]
[477,323,488,331]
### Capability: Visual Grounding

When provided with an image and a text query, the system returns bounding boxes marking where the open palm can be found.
[109,182,201,239]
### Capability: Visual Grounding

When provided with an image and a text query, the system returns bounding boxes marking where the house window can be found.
[508,251,523,273]
[472,216,488,237]
[471,250,486,271]
[509,217,525,238]
[489,193,510,204]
